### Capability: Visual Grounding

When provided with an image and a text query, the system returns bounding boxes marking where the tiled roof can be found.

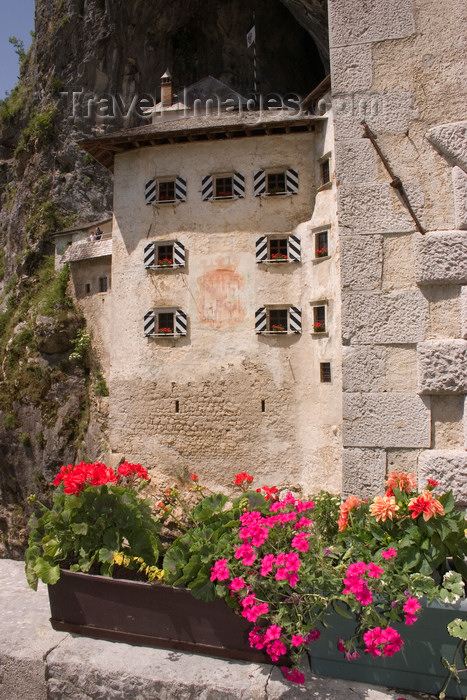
[60,238,112,263]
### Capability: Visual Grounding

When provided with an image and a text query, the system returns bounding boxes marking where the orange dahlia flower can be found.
[385,471,417,496]
[408,490,445,521]
[369,495,399,522]
[338,495,362,531]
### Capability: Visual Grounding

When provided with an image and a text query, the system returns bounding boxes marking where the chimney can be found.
[160,69,173,107]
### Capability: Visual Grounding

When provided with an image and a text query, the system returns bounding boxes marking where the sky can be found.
[0,0,35,99]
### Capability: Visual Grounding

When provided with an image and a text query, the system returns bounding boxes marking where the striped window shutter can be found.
[175,309,187,336]
[255,307,267,333]
[286,169,299,194]
[173,241,185,267]
[201,175,213,200]
[144,311,156,336]
[254,170,266,196]
[255,236,268,263]
[233,172,245,198]
[145,179,157,204]
[175,176,187,202]
[288,306,302,333]
[288,235,301,262]
[144,242,156,268]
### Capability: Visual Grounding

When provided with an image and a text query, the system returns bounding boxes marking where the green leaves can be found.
[447,618,467,641]
[25,480,162,588]
[191,493,229,522]
[32,556,60,585]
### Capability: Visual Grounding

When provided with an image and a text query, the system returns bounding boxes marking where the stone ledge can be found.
[0,560,425,700]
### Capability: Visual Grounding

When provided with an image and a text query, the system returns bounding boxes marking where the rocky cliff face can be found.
[0,0,328,556]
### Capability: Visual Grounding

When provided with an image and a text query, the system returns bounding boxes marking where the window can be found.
[215,176,233,198]
[144,176,186,204]
[318,153,332,188]
[320,362,332,383]
[315,230,329,258]
[313,305,326,333]
[85,283,91,295]
[254,169,298,196]
[267,172,286,195]
[144,309,187,337]
[255,306,302,334]
[201,173,245,200]
[98,276,108,293]
[256,234,301,263]
[158,180,176,202]
[144,241,185,268]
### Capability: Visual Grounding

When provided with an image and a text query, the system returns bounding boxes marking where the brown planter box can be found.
[48,569,272,663]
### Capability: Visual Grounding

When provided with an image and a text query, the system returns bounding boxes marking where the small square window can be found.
[99,277,108,293]
[157,244,173,266]
[158,180,176,202]
[315,231,329,258]
[320,362,331,383]
[321,159,330,186]
[267,172,286,195]
[313,305,326,333]
[158,312,175,334]
[269,308,288,333]
[215,176,233,198]
[269,238,288,261]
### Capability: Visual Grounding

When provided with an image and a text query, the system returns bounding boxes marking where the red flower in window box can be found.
[158,258,173,266]
[158,328,173,334]
[313,322,326,333]
[271,324,285,332]
[271,253,288,261]
[315,247,328,258]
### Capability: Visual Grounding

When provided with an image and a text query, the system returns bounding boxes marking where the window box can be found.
[202,173,245,200]
[314,230,330,260]
[145,177,186,204]
[256,235,301,263]
[311,303,328,335]
[255,306,301,334]
[48,569,270,663]
[144,309,187,337]
[144,241,185,269]
[254,169,298,196]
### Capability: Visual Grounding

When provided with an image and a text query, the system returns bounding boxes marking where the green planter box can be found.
[309,599,467,699]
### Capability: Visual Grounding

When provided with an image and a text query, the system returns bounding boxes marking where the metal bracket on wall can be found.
[361,121,425,235]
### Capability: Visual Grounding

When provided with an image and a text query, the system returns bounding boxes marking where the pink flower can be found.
[266,639,287,661]
[305,629,320,643]
[363,626,404,658]
[210,559,230,582]
[287,572,300,587]
[260,554,275,576]
[228,577,246,591]
[294,517,313,530]
[249,626,265,649]
[381,548,397,559]
[403,596,421,625]
[291,532,310,552]
[367,562,384,579]
[264,625,282,642]
[291,634,305,647]
[281,667,305,685]
[234,543,256,566]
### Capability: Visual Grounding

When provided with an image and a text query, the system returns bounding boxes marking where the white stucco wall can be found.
[107,119,342,492]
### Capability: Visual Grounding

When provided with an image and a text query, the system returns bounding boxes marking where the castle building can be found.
[58,0,467,501]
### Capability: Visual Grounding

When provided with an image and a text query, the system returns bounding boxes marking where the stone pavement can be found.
[0,559,435,700]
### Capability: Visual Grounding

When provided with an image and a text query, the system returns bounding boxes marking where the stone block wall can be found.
[329,0,467,501]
